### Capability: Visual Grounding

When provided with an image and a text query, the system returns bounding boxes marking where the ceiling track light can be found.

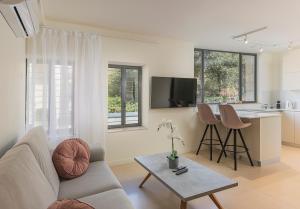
[232,27,298,51]
[233,26,268,40]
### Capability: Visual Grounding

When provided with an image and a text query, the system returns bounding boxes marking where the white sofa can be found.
[0,127,134,209]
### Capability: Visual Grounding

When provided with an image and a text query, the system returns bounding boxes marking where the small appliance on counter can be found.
[285,100,294,109]
[276,101,281,109]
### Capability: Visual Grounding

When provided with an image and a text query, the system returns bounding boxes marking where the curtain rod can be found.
[40,25,159,45]
[40,25,99,35]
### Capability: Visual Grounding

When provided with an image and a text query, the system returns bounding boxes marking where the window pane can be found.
[26,63,74,137]
[125,69,139,125]
[241,55,255,102]
[54,65,73,136]
[203,51,239,103]
[27,63,49,130]
[194,50,202,102]
[108,68,122,126]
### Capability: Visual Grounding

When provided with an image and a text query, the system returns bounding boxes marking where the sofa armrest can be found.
[89,144,105,162]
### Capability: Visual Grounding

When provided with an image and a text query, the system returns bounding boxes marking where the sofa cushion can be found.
[79,189,134,209]
[58,161,121,199]
[50,140,105,162]
[15,126,60,195]
[52,138,90,179]
[0,145,57,209]
[48,199,94,209]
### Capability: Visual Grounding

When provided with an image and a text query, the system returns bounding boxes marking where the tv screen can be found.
[151,77,197,108]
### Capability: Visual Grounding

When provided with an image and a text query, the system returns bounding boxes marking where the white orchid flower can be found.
[157,119,185,159]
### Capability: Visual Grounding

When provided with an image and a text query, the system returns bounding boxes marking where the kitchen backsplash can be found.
[280,90,300,109]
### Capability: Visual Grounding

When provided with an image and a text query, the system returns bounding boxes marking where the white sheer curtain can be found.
[26,27,105,145]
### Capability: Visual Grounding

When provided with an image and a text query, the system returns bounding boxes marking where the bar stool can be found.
[217,104,254,170]
[196,104,227,160]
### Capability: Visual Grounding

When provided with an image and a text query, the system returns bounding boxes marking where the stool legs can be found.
[196,125,209,155]
[210,125,213,161]
[238,130,254,167]
[213,125,227,158]
[217,129,232,163]
[233,130,237,170]
[197,124,230,161]
[197,124,226,161]
[217,128,254,170]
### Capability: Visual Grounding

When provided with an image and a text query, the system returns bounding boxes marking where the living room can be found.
[1,0,300,209]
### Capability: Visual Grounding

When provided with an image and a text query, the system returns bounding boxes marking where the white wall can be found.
[0,16,26,156]
[102,37,200,165]
[45,20,201,165]
[45,20,286,165]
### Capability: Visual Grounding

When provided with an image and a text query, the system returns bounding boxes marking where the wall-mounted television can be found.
[151,76,197,108]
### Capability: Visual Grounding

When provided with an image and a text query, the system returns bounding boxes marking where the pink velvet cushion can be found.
[48,199,94,209]
[52,138,90,179]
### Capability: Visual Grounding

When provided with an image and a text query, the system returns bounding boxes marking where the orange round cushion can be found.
[52,138,90,179]
[48,199,94,209]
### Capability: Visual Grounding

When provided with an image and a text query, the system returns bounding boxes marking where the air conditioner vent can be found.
[0,0,40,38]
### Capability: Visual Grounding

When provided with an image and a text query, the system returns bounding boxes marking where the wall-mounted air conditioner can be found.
[0,0,40,38]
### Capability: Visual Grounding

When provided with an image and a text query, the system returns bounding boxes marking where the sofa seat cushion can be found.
[79,189,134,209]
[58,161,121,199]
[48,199,94,209]
[15,126,60,195]
[52,138,90,179]
[0,145,57,209]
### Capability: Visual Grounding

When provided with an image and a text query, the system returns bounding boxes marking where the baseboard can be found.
[257,157,281,166]
[107,147,196,167]
[282,141,300,148]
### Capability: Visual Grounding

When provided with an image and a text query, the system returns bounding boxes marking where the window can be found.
[194,49,257,103]
[108,65,142,128]
[26,62,74,138]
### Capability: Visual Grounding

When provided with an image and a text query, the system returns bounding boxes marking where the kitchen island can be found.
[214,110,281,166]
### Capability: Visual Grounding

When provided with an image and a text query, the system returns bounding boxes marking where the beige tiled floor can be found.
[111,146,300,209]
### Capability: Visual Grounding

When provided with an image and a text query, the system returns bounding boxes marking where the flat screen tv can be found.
[151,76,197,108]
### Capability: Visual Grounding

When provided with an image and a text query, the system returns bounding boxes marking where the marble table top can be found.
[135,153,238,201]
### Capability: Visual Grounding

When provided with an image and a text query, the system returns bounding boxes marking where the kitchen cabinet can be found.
[282,49,300,73]
[282,111,295,143]
[282,72,300,90]
[294,112,300,144]
[282,49,300,90]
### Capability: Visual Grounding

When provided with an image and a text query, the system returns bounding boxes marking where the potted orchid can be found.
[157,119,185,169]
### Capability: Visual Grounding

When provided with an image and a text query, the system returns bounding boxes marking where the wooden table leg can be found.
[209,194,224,209]
[139,173,151,188]
[180,200,187,209]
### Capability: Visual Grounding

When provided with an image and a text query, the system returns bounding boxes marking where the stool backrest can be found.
[197,103,218,125]
[219,104,243,129]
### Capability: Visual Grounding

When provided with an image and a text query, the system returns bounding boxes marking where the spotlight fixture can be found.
[244,36,248,44]
[259,48,264,53]
[288,42,293,50]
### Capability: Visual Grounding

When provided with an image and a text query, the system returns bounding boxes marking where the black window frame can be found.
[108,64,142,129]
[194,48,257,104]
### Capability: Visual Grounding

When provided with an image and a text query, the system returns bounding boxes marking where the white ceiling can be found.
[43,0,300,52]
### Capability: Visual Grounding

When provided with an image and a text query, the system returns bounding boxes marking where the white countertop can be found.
[236,111,281,119]
[214,110,281,119]
[282,109,300,112]
[236,108,300,113]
